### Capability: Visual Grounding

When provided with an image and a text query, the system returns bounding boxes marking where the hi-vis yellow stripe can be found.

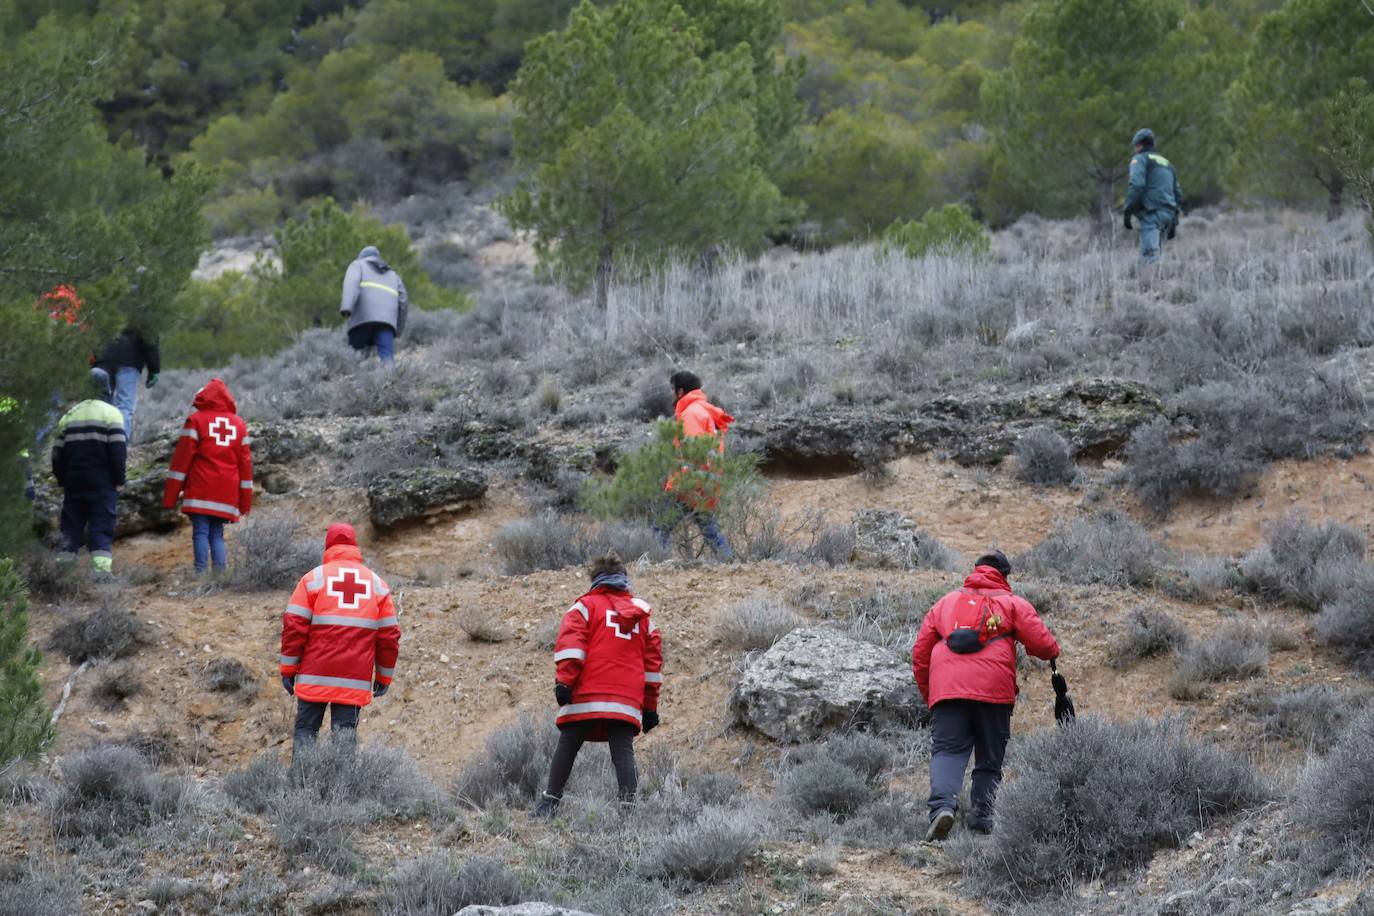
[360,281,398,296]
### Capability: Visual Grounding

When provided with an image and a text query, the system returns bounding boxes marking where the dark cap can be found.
[974,550,1011,577]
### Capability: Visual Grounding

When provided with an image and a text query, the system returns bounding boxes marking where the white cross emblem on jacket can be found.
[208,416,238,447]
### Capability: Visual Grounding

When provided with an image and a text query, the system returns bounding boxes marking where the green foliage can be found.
[582,421,759,530]
[191,47,511,233]
[0,559,53,764]
[885,204,991,258]
[787,105,933,241]
[982,0,1228,220]
[1318,81,1374,249]
[0,14,206,551]
[1229,0,1374,216]
[168,199,470,367]
[503,0,794,305]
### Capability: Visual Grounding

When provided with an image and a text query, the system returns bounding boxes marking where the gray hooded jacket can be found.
[340,246,408,335]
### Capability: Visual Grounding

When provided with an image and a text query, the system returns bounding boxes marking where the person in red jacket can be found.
[912,550,1059,841]
[161,379,253,575]
[279,523,400,757]
[659,370,734,558]
[535,553,663,816]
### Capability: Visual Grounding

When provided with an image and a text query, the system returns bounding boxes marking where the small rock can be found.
[136,901,157,912]
[367,466,487,529]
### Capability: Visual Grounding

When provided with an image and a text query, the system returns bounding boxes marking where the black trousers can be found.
[928,699,1014,824]
[293,700,360,756]
[545,720,638,801]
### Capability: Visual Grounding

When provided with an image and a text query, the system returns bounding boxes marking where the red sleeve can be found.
[280,575,313,676]
[1012,596,1060,661]
[912,598,945,704]
[642,616,663,712]
[237,419,253,516]
[374,587,400,686]
[554,598,592,686]
[162,415,198,508]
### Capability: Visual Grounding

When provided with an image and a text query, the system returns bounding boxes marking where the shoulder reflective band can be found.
[570,601,589,621]
[360,281,399,296]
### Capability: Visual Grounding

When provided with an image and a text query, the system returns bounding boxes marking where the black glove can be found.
[641,710,660,733]
[1050,660,1075,725]
[1167,223,1177,240]
[281,676,295,696]
[1123,212,1133,231]
[555,683,573,707]
[373,681,388,698]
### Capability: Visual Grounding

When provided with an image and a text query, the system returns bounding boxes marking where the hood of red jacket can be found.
[591,587,646,633]
[963,566,1011,592]
[193,378,237,414]
[675,389,734,431]
[324,543,363,565]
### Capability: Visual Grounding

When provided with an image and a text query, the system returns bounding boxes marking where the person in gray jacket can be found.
[340,246,408,366]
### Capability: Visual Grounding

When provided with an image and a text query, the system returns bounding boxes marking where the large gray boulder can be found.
[739,378,1163,470]
[367,466,488,528]
[455,906,599,916]
[31,469,181,543]
[729,627,927,743]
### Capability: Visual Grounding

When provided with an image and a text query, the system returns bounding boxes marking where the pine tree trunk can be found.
[1094,173,1116,231]
[595,198,615,311]
[1328,172,1346,222]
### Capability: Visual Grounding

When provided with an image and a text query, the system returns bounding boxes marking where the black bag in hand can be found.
[1050,659,1076,725]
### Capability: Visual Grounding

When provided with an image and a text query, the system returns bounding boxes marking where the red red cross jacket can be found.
[162,378,253,521]
[279,543,400,707]
[554,587,663,734]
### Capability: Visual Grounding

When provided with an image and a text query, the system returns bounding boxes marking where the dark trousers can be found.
[59,488,117,560]
[545,720,638,801]
[928,699,1014,825]
[654,512,733,559]
[293,700,361,757]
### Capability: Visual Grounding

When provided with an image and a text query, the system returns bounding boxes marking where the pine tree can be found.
[0,559,52,764]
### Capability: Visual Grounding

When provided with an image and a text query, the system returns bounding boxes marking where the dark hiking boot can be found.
[968,817,993,836]
[925,808,956,842]
[534,793,561,818]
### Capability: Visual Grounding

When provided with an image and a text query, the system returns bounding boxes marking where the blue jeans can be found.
[190,513,227,573]
[655,512,733,559]
[347,322,396,366]
[112,366,140,441]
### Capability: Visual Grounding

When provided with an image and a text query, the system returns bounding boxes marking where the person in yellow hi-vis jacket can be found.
[51,369,127,573]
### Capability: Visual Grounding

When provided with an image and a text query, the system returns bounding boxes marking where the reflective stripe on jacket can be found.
[912,566,1059,707]
[340,257,408,336]
[162,378,252,521]
[280,544,400,707]
[51,399,127,491]
[554,588,663,734]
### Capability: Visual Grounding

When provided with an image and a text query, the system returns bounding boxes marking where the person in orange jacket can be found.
[279,523,400,757]
[658,370,734,558]
[535,553,663,816]
[161,379,252,575]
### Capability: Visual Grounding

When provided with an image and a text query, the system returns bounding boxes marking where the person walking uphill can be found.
[912,550,1059,841]
[279,523,400,757]
[95,326,160,441]
[535,553,664,816]
[659,370,734,558]
[1123,128,1183,265]
[161,379,253,575]
[340,245,408,366]
[51,369,127,574]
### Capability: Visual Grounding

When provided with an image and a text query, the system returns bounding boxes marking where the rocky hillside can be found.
[6,211,1374,916]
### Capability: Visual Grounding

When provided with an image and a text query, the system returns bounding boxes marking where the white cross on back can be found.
[208,416,238,447]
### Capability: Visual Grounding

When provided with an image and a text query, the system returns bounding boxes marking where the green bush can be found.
[0,559,51,764]
[884,203,990,258]
[581,420,760,531]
